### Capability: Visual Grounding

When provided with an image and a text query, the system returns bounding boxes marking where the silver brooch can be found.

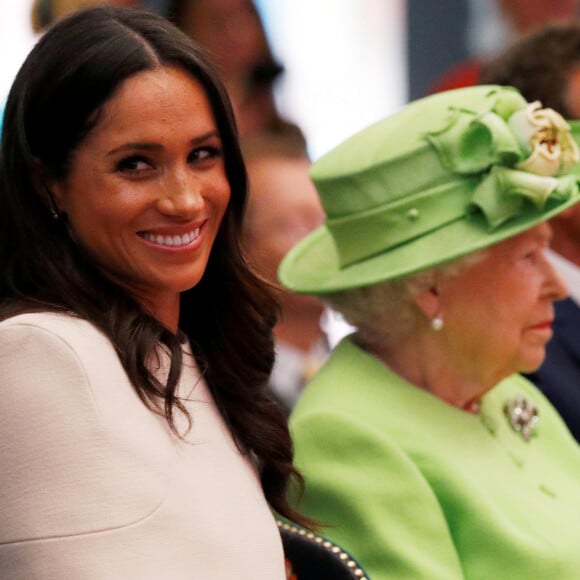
[503,395,539,441]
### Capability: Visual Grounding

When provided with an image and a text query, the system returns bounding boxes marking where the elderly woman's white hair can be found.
[324,250,487,353]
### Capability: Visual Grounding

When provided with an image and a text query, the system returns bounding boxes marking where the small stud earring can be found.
[431,316,444,331]
[44,186,60,220]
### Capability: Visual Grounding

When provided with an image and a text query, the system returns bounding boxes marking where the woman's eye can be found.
[117,156,152,173]
[189,146,221,164]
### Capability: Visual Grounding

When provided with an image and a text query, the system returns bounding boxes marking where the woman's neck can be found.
[358,331,496,413]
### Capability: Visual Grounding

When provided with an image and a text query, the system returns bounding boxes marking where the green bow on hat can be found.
[279,85,580,294]
[429,101,579,228]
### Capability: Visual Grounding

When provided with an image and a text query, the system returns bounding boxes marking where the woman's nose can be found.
[157,174,204,217]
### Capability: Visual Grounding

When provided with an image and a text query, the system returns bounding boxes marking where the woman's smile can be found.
[138,223,205,249]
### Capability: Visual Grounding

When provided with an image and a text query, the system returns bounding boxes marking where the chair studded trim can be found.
[277,520,369,580]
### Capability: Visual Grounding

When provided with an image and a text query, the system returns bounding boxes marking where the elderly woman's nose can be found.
[544,260,568,300]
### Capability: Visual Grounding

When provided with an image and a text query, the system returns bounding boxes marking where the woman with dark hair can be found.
[0,6,304,578]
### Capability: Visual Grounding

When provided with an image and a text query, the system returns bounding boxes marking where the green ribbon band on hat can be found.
[327,169,575,268]
[327,180,472,267]
[471,167,576,228]
[320,143,450,220]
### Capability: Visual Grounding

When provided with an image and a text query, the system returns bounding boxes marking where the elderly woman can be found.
[279,85,580,579]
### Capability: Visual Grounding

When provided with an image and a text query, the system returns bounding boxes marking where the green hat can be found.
[279,85,580,294]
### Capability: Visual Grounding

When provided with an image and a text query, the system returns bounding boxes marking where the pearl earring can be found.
[431,316,444,331]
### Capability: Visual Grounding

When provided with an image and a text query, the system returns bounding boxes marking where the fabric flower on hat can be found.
[426,93,580,229]
[509,101,580,177]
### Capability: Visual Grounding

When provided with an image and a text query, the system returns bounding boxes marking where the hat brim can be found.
[278,192,580,294]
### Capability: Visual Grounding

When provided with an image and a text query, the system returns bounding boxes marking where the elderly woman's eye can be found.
[523,249,540,263]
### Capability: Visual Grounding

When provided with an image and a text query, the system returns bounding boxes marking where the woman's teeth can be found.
[141,228,200,247]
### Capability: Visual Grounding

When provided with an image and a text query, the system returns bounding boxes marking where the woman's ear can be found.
[32,159,62,218]
[414,285,442,320]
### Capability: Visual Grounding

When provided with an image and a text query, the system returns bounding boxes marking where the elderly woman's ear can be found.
[414,285,442,324]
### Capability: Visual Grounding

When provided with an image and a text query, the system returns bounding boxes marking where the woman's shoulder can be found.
[0,310,103,338]
[0,309,125,403]
[0,310,117,362]
[0,310,133,423]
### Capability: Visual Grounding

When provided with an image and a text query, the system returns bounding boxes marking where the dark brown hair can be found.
[0,6,309,526]
[481,24,580,118]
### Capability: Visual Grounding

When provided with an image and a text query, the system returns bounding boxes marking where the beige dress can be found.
[0,312,285,579]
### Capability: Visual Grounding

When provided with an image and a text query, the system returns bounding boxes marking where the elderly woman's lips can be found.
[530,321,553,331]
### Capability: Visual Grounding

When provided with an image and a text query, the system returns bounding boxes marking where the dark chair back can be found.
[278,520,369,579]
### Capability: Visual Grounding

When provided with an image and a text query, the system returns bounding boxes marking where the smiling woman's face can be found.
[48,66,231,330]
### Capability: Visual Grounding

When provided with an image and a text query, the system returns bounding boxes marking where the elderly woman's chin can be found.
[517,327,554,373]
[518,347,547,375]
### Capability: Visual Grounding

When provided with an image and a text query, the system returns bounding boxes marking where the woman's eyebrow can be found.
[106,130,221,157]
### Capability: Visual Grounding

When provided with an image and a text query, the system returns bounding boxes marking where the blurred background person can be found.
[423,0,580,95]
[164,0,306,146]
[480,23,580,118]
[481,23,580,441]
[30,0,141,32]
[242,137,327,413]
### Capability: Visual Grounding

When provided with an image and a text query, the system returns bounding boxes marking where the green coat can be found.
[290,338,580,579]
